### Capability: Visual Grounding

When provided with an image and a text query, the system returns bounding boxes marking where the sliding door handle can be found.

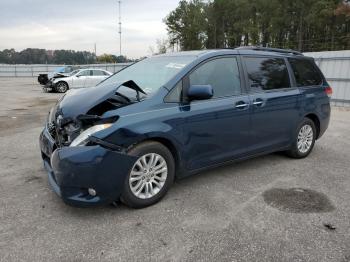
[253,98,264,107]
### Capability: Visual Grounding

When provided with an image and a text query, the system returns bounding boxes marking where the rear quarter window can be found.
[288,58,323,87]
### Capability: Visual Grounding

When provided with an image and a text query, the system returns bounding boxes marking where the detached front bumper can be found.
[38,74,49,85]
[39,127,136,207]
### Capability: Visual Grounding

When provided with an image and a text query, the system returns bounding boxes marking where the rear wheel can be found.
[55,81,69,93]
[121,141,175,208]
[286,118,316,158]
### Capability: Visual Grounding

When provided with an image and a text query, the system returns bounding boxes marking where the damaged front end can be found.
[43,74,70,92]
[47,80,144,147]
[38,74,49,85]
[40,82,142,206]
[47,110,119,148]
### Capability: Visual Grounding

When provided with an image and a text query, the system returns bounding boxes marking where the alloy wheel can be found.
[297,124,314,154]
[129,153,168,199]
[56,82,67,93]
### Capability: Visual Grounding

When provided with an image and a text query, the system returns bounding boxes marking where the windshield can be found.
[100,55,196,95]
[70,69,80,76]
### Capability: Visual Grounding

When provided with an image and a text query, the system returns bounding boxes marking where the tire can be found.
[55,81,69,93]
[286,118,316,159]
[121,141,175,208]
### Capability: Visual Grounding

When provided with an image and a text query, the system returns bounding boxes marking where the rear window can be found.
[92,70,106,76]
[244,57,290,91]
[288,58,323,87]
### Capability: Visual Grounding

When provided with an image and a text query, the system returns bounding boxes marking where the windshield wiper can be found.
[121,80,147,101]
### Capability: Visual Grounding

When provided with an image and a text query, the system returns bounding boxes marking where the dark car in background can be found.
[38,65,80,85]
[39,47,332,209]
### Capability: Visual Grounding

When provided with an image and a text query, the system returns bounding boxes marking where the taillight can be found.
[325,86,333,97]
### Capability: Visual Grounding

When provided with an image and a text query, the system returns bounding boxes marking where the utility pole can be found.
[118,1,122,57]
[94,43,96,56]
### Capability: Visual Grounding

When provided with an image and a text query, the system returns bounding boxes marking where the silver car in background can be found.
[38,66,80,85]
[44,69,113,93]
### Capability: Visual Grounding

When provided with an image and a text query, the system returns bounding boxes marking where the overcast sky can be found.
[0,0,180,58]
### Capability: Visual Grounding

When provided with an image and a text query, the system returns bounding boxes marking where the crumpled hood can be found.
[57,83,122,119]
[48,72,69,79]
[52,73,69,79]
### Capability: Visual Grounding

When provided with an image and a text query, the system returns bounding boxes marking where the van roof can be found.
[157,46,305,59]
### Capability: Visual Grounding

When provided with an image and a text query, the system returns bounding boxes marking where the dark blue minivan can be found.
[39,47,332,208]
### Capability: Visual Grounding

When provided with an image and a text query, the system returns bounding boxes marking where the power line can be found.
[118,1,122,57]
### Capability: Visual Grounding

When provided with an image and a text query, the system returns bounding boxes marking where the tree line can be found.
[0,48,131,64]
[164,0,350,52]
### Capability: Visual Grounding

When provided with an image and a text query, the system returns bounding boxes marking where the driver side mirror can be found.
[187,85,213,101]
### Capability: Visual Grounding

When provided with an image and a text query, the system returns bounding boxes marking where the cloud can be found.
[0,0,180,58]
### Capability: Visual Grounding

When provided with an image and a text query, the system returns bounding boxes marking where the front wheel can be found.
[286,118,316,158]
[121,141,175,208]
[55,81,69,93]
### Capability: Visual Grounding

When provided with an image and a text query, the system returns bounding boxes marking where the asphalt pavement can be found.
[0,78,349,262]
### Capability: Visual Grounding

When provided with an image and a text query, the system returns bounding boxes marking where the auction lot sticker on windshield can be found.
[165,63,186,69]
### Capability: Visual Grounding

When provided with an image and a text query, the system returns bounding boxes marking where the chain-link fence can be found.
[1,51,350,106]
[0,63,131,77]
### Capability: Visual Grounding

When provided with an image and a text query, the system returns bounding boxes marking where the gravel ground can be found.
[0,78,349,262]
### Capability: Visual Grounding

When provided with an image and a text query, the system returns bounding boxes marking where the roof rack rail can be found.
[235,46,303,56]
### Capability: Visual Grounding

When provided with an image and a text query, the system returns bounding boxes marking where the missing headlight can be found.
[64,122,81,132]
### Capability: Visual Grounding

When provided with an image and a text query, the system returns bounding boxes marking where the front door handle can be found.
[235,101,249,109]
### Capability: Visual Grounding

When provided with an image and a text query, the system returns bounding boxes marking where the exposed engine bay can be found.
[47,80,146,147]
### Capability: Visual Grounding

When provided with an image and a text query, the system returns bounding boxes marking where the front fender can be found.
[101,120,182,149]
[96,121,185,173]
